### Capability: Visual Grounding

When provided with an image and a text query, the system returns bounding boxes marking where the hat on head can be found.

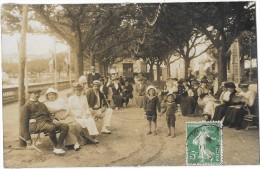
[91,66,95,70]
[45,88,58,96]
[28,89,42,94]
[93,80,101,86]
[146,85,157,94]
[169,77,178,81]
[73,82,83,89]
[200,79,208,84]
[226,82,236,89]
[79,76,87,84]
[238,82,250,88]
[166,92,176,99]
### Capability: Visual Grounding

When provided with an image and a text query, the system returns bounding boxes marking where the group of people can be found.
[20,66,257,156]
[141,76,256,139]
[79,66,134,110]
[21,79,113,156]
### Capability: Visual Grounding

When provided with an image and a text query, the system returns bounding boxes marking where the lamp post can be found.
[68,44,72,86]
[249,39,253,82]
[54,41,58,90]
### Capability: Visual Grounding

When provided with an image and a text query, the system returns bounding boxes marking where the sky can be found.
[1,33,69,62]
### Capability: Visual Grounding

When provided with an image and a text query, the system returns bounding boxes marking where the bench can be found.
[243,96,259,130]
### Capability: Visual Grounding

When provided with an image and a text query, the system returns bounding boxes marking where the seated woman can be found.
[44,88,85,151]
[203,82,228,121]
[67,83,99,143]
[212,82,237,121]
[223,83,256,130]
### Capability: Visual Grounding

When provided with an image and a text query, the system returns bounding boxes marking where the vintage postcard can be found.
[1,0,259,168]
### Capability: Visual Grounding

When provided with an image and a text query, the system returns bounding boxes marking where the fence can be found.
[2,80,74,104]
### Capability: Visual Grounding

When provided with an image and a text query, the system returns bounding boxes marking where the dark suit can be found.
[87,73,101,87]
[85,89,113,129]
[20,100,69,147]
[86,89,108,109]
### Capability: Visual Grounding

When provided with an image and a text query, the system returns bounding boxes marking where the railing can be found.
[2,80,74,104]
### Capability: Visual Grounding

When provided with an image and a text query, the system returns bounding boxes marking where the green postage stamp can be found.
[186,121,223,165]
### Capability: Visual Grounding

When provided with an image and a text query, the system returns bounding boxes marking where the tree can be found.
[27,58,49,76]
[184,2,256,85]
[18,4,28,147]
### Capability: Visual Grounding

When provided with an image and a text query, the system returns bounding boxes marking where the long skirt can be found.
[203,101,220,119]
[223,106,248,128]
[54,111,84,146]
[112,95,123,108]
[74,118,99,136]
[180,96,196,116]
[212,104,229,121]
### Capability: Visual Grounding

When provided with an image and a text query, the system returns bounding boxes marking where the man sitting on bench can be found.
[20,89,69,155]
[86,80,113,134]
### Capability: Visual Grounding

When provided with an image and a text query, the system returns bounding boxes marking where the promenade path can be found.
[2,89,259,167]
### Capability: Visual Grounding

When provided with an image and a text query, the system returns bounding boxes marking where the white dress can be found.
[44,98,84,146]
[67,94,99,136]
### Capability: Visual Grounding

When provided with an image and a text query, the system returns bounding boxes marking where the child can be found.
[143,86,161,135]
[160,93,178,138]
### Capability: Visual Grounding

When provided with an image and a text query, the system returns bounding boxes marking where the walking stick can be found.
[19,136,44,154]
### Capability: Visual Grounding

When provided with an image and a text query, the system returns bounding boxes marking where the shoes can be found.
[101,128,112,134]
[53,148,65,155]
[153,131,157,136]
[166,133,171,137]
[171,134,176,138]
[74,143,80,151]
[147,131,152,135]
[93,138,99,144]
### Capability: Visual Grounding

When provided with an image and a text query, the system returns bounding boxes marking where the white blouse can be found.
[67,94,91,118]
[44,98,67,113]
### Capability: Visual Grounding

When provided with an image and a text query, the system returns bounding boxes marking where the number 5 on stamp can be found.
[186,121,223,165]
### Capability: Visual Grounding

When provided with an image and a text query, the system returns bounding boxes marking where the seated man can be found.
[20,89,69,155]
[86,80,113,134]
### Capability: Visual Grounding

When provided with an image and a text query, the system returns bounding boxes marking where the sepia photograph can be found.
[1,0,259,167]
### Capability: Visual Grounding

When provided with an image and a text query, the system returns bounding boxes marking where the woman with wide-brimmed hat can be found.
[212,82,237,121]
[44,87,85,151]
[67,82,99,143]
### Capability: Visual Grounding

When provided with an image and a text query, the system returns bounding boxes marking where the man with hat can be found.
[86,80,113,134]
[87,66,102,88]
[20,89,69,155]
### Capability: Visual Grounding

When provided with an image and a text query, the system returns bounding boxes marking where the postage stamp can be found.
[186,121,223,165]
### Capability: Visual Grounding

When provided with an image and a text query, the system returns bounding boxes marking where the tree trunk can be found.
[90,52,95,67]
[165,57,171,77]
[97,57,104,75]
[184,57,190,79]
[240,57,245,78]
[19,5,28,147]
[156,63,161,81]
[75,44,84,79]
[217,48,228,87]
[149,63,154,81]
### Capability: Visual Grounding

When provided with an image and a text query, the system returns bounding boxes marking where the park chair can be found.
[243,96,259,130]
